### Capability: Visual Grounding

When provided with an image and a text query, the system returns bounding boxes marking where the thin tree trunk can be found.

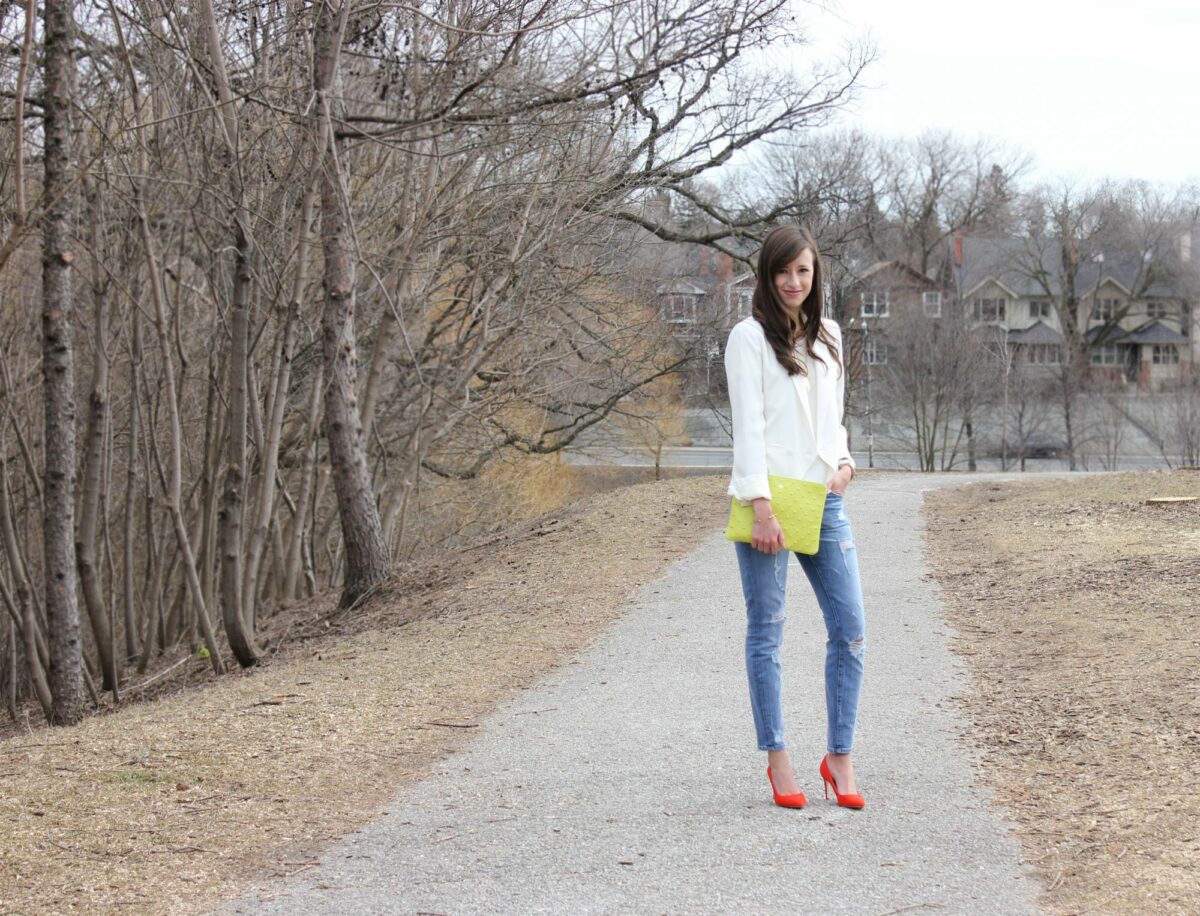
[5,616,15,719]
[198,0,261,666]
[314,0,392,608]
[12,0,35,224]
[283,368,324,601]
[197,352,223,619]
[218,223,262,666]
[41,0,85,725]
[122,303,141,661]
[243,179,315,620]
[0,460,53,718]
[135,186,224,674]
[76,174,118,695]
[359,310,395,446]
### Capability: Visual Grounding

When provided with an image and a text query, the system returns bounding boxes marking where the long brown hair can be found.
[752,225,841,377]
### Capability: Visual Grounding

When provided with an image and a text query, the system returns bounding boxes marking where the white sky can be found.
[797,0,1200,186]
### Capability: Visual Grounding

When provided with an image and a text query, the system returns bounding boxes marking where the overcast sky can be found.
[797,0,1199,187]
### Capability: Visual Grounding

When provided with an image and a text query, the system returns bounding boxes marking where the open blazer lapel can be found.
[790,368,815,438]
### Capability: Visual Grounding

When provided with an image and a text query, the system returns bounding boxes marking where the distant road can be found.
[563,444,1178,472]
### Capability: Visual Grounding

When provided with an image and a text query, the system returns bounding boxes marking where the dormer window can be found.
[736,288,753,319]
[1146,301,1169,320]
[666,294,698,323]
[1094,298,1120,321]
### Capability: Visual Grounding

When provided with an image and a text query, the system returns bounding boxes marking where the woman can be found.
[724,224,867,810]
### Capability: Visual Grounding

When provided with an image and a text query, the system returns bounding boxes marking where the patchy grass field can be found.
[0,475,729,915]
[923,469,1200,915]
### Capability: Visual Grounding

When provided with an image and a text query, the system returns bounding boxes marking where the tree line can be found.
[0,1,872,725]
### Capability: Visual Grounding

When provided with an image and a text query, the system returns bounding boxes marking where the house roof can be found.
[1119,321,1189,344]
[952,236,1182,301]
[1007,321,1066,345]
[853,260,937,287]
[661,280,707,296]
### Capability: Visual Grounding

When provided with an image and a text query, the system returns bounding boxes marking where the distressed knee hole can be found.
[849,634,865,656]
[839,538,854,552]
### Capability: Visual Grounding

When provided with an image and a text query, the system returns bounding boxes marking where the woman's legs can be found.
[796,492,866,792]
[735,540,800,791]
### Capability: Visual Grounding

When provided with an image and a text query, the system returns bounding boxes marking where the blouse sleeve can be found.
[724,322,772,504]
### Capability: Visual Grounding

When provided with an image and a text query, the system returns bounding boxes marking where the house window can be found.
[973,297,1007,322]
[860,290,890,318]
[1090,343,1121,366]
[1152,344,1180,365]
[729,290,748,319]
[1146,301,1169,320]
[922,291,942,317]
[1029,300,1053,320]
[864,337,886,365]
[1094,297,1121,321]
[1025,344,1061,365]
[666,294,697,323]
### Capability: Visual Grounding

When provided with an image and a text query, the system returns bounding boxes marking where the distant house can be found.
[949,235,1194,390]
[840,261,944,369]
[651,244,745,394]
[846,260,944,323]
[654,245,739,335]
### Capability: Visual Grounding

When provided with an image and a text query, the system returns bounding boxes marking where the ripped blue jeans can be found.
[734,492,866,754]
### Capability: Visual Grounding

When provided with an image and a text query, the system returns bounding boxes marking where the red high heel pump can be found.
[766,766,807,809]
[819,754,865,809]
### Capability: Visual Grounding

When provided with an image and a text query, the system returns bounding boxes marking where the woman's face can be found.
[772,247,814,315]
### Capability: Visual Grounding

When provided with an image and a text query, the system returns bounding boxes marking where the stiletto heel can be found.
[819,754,865,809]
[766,766,807,809]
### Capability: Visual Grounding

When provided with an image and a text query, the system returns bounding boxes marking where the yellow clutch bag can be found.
[725,475,828,555]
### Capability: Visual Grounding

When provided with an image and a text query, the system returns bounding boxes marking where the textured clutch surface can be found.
[724,475,828,555]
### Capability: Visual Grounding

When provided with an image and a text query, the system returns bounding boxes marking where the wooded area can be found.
[0,1,871,724]
[4,0,1196,728]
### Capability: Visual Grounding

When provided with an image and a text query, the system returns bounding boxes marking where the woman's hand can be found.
[828,465,853,496]
[751,498,786,554]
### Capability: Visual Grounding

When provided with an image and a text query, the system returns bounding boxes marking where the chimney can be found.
[716,252,733,283]
[1182,231,1192,264]
[698,247,710,276]
[953,231,963,266]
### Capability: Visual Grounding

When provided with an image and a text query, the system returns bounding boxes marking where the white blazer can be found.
[724,316,855,504]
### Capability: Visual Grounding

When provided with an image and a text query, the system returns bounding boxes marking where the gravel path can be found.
[230,474,1047,915]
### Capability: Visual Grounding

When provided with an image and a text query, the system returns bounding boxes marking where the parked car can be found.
[1021,433,1067,459]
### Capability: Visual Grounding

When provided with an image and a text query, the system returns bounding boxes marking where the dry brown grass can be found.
[0,474,728,915]
[924,469,1200,915]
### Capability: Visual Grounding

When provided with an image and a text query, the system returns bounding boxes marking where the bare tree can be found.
[880,309,991,471]
[0,0,875,719]
[314,0,391,607]
[40,0,85,725]
[874,132,1029,276]
[1009,182,1110,470]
